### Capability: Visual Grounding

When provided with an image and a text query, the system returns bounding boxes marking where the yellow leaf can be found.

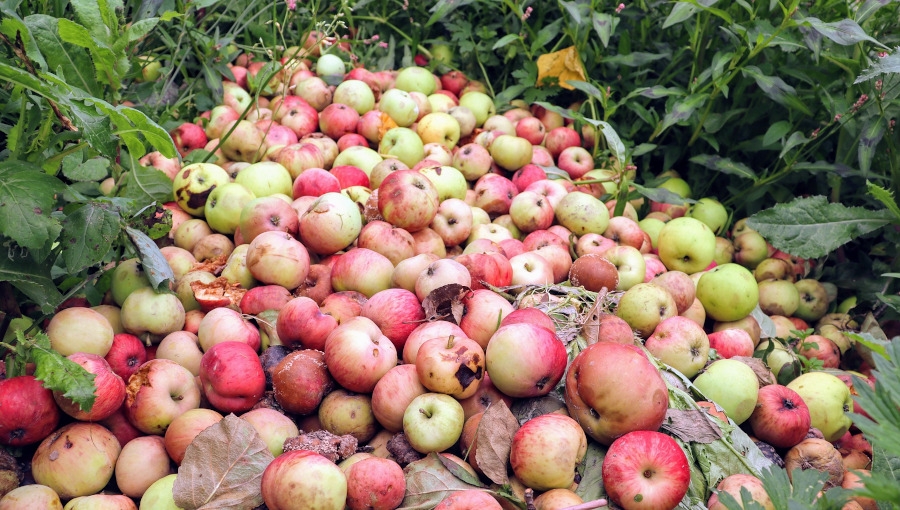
[536,46,586,90]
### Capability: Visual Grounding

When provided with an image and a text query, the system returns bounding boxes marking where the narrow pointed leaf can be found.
[690,154,757,179]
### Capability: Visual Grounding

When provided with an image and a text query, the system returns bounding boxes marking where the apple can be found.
[693,359,759,425]
[378,127,425,167]
[104,333,148,382]
[414,257,473,301]
[602,430,691,510]
[298,191,363,255]
[238,195,300,243]
[794,278,830,322]
[325,316,398,394]
[191,232,234,262]
[644,316,710,378]
[261,450,347,510]
[485,323,568,398]
[360,288,425,351]
[54,352,126,422]
[272,349,334,416]
[615,282,678,338]
[707,328,755,359]
[31,422,121,500]
[786,371,852,442]
[416,335,485,399]
[756,278,801,316]
[451,142,493,180]
[0,484,64,509]
[0,375,61,447]
[331,248,395,298]
[732,231,769,269]
[687,197,728,234]
[554,191,610,235]
[371,364,428,432]
[162,407,223,466]
[402,392,465,453]
[510,413,587,491]
[275,296,337,351]
[565,342,668,445]
[173,218,213,253]
[171,163,231,217]
[199,341,266,414]
[508,251,555,286]
[544,126,581,159]
[138,474,179,510]
[533,489,584,509]
[344,457,406,510]
[490,134,533,171]
[197,307,261,352]
[706,473,774,510]
[246,230,310,290]
[110,258,151,306]
[429,198,473,247]
[650,270,696,315]
[46,306,115,357]
[377,169,440,232]
[114,435,172,499]
[203,182,256,235]
[747,384,811,449]
[125,358,201,435]
[656,217,716,274]
[458,91,495,126]
[403,320,468,365]
[318,389,378,443]
[220,120,267,163]
[695,263,759,322]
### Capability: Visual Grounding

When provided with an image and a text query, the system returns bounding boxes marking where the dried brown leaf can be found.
[399,453,491,510]
[173,414,274,510]
[474,401,519,485]
[660,408,723,444]
[536,46,587,90]
[731,356,777,387]
[421,284,471,324]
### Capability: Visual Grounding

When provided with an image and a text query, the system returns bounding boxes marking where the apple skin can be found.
[615,282,678,339]
[695,263,759,322]
[197,307,261,353]
[706,473,774,510]
[656,216,716,274]
[434,489,503,510]
[602,430,691,510]
[371,364,428,433]
[163,407,224,465]
[416,335,485,399]
[0,375,61,447]
[693,359,759,425]
[748,384,811,449]
[485,323,568,398]
[345,457,406,510]
[459,288,515,349]
[707,328,755,359]
[786,371,853,442]
[0,484,64,509]
[261,450,348,510]
[155,331,203,376]
[360,288,426,351]
[331,248,395,298]
[46,306,115,357]
[644,316,710,379]
[241,407,300,457]
[31,422,121,500]
[114,435,173,499]
[138,473,179,510]
[125,358,202,435]
[276,296,338,351]
[246,230,311,290]
[54,352,126,422]
[324,316,399,394]
[199,341,266,414]
[318,389,378,443]
[510,413,587,491]
[402,392,466,453]
[565,342,668,445]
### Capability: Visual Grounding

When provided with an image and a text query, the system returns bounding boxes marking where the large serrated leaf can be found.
[0,252,63,313]
[60,203,121,273]
[0,160,65,250]
[120,165,175,203]
[62,157,110,182]
[31,337,97,412]
[855,52,900,83]
[126,226,174,290]
[747,196,894,259]
[867,180,900,222]
[118,106,178,158]
[24,14,100,96]
[57,18,121,90]
[689,154,757,179]
[0,7,48,71]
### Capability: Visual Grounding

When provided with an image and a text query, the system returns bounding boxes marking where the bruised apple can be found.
[509,413,587,491]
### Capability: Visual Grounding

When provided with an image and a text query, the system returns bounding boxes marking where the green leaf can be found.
[858,117,886,175]
[426,0,476,27]
[125,17,159,43]
[591,12,619,48]
[627,85,685,99]
[867,180,900,222]
[663,2,698,28]
[31,334,97,412]
[60,202,121,273]
[584,120,626,165]
[654,94,707,138]
[797,16,888,49]
[575,440,606,501]
[778,131,810,159]
[559,0,588,25]
[855,0,893,23]
[0,7,48,71]
[117,106,178,158]
[25,14,101,96]
[631,183,696,205]
[689,155,757,180]
[0,160,65,250]
[762,120,792,146]
[120,165,175,203]
[0,251,63,313]
[57,18,121,90]
[741,66,812,115]
[855,52,900,83]
[126,226,174,290]
[602,51,670,67]
[62,157,109,182]
[746,195,894,259]
[492,34,519,51]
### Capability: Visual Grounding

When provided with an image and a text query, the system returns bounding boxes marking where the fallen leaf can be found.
[536,46,587,90]
[399,453,491,510]
[731,356,777,387]
[474,401,520,485]
[661,408,724,444]
[421,284,472,324]
[173,414,274,510]
[575,440,607,501]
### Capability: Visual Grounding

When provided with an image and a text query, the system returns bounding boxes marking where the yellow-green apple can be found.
[246,231,310,290]
[54,353,125,422]
[110,258,151,306]
[533,489,584,509]
[173,218,213,252]
[402,320,468,365]
[510,413,586,491]
[695,263,759,322]
[261,450,347,510]
[318,389,378,443]
[298,192,362,255]
[392,253,440,292]
[451,142,492,180]
[344,457,406,510]
[417,112,461,151]
[693,359,759,425]
[63,494,137,509]
[325,316,398,393]
[197,307,260,352]
[485,322,568,398]
[638,217,666,251]
[415,335,485,399]
[159,246,196,284]
[0,484,64,508]
[191,232,234,261]
[272,349,334,416]
[331,248,394,298]
[104,333,148,382]
[203,182,256,235]
[687,197,728,234]
[656,216,716,274]
[602,430,691,510]
[615,282,678,338]
[794,278,829,322]
[125,358,201,435]
[31,422,121,500]
[417,166,465,203]
[138,474,179,509]
[644,316,710,378]
[220,119,266,163]
[733,231,769,269]
[489,134,533,171]
[566,341,668,445]
[747,384,811,449]
[371,364,428,432]
[233,161,292,198]
[707,328,755,359]
[706,473,774,510]
[458,91,494,126]
[114,435,171,499]
[333,79,376,114]
[379,88,419,127]
[333,145,384,175]
[508,190,555,233]
[508,251,554,286]
[222,81,252,111]
[0,375,60,447]
[394,65,437,95]
[378,127,425,167]
[378,169,439,232]
[555,191,610,236]
[402,392,465,453]
[199,341,266,414]
[448,105,477,138]
[120,287,185,341]
[757,278,800,316]
[786,371,852,442]
[483,114,515,135]
[714,236,735,266]
[755,338,801,383]
[650,270,696,315]
[46,306,114,357]
[414,258,472,302]
[753,257,794,282]
[155,331,203,376]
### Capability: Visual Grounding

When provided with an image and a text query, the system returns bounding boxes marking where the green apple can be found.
[696,263,759,322]
[379,127,425,168]
[794,279,829,322]
[490,134,533,171]
[458,91,495,127]
[756,278,800,317]
[615,282,678,338]
[693,359,759,425]
[204,182,256,235]
[416,112,461,151]
[110,257,151,307]
[658,173,691,198]
[786,371,852,442]
[234,161,293,198]
[638,217,667,250]
[687,197,728,235]
[172,163,231,217]
[418,165,467,201]
[656,216,716,274]
[139,474,180,509]
[394,66,437,95]
[332,145,384,176]
[554,192,610,236]
[402,393,465,453]
[379,88,419,127]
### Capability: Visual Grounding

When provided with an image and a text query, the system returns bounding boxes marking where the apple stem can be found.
[557,498,610,510]
[419,407,431,418]
[446,335,455,349]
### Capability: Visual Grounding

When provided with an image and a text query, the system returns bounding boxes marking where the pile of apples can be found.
[0,47,877,510]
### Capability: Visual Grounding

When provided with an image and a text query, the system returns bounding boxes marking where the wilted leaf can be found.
[126,226,174,291]
[422,284,471,324]
[746,195,894,259]
[575,440,607,501]
[399,453,490,510]
[536,46,586,90]
[174,414,274,510]
[436,453,485,487]
[662,408,723,444]
[731,356,777,387]
[474,401,519,485]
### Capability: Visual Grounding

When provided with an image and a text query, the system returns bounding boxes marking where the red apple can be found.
[324,316,399,393]
[125,358,202,435]
[485,323,568,398]
[272,349,334,416]
[199,341,266,413]
[54,352,126,422]
[371,364,428,432]
[0,375,60,446]
[747,384,811,449]
[360,288,426,351]
[602,430,691,510]
[164,407,224,464]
